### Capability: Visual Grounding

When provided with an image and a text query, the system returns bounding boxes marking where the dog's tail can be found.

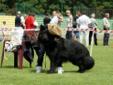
[84,56,95,70]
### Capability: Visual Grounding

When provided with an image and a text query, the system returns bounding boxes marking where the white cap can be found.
[17,11,21,14]
[91,13,95,18]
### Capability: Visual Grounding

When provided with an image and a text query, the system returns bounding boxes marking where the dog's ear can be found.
[40,25,47,31]
[40,25,45,31]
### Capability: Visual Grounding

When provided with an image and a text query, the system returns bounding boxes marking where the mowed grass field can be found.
[0,40,113,85]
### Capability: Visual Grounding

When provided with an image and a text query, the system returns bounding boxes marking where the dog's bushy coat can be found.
[38,25,95,73]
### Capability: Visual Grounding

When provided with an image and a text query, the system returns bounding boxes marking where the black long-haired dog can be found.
[38,25,95,74]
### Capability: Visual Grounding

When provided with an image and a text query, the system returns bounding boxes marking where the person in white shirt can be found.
[50,11,59,25]
[77,11,91,47]
[48,10,63,37]
[103,13,110,46]
[50,10,63,25]
[65,10,73,39]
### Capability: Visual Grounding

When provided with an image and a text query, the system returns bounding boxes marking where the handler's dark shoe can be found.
[47,69,56,74]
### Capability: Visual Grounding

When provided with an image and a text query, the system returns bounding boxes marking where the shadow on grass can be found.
[1,65,14,69]
[0,65,32,69]
[31,69,60,75]
[30,69,81,74]
[64,70,77,73]
[31,69,49,73]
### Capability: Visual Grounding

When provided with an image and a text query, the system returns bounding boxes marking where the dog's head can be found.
[38,25,47,41]
[39,25,62,44]
[39,25,53,43]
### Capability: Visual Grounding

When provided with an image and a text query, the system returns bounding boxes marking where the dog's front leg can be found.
[48,61,56,73]
[56,60,64,74]
[78,65,86,73]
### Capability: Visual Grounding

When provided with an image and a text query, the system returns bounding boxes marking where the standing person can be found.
[15,11,25,28]
[48,10,63,37]
[35,13,51,73]
[24,12,36,45]
[1,21,10,51]
[77,11,91,47]
[50,10,63,25]
[43,13,51,26]
[89,13,98,46]
[65,9,73,39]
[50,10,59,25]
[24,12,45,72]
[25,12,38,43]
[73,11,81,40]
[25,13,35,29]
[1,21,8,40]
[24,12,38,67]
[103,13,110,46]
[14,11,24,68]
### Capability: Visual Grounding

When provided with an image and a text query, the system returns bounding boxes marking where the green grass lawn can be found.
[0,40,113,85]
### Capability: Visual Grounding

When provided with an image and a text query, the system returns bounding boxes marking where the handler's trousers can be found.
[79,30,89,47]
[66,31,72,39]
[89,31,97,45]
[103,32,110,46]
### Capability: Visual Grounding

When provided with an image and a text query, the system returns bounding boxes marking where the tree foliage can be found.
[0,0,15,14]
[0,0,113,15]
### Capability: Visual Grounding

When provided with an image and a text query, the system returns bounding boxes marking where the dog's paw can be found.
[77,69,85,73]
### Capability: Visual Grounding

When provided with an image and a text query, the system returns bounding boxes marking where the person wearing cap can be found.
[15,11,25,28]
[13,11,25,67]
